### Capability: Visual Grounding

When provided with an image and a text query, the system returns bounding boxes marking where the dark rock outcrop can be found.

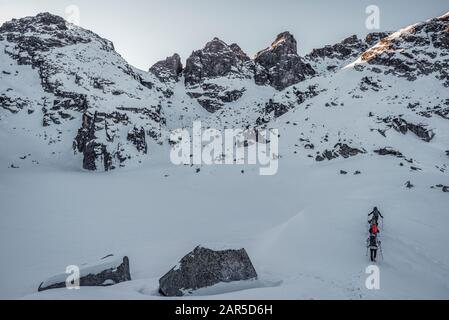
[255,32,315,90]
[360,13,449,85]
[188,84,246,113]
[184,37,250,86]
[0,95,29,113]
[399,121,435,142]
[315,143,366,161]
[127,126,147,154]
[306,35,366,63]
[360,76,381,92]
[73,107,161,171]
[183,38,250,112]
[257,85,320,123]
[38,255,131,292]
[264,99,290,119]
[159,246,257,296]
[304,33,391,75]
[0,12,113,68]
[364,31,392,47]
[230,43,250,62]
[149,53,183,82]
[374,147,403,157]
[380,116,435,142]
[73,111,140,171]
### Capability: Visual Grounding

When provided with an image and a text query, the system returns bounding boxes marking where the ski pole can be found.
[379,242,384,260]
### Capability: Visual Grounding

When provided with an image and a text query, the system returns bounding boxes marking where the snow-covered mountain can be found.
[0,13,166,171]
[1,12,449,299]
[1,12,448,172]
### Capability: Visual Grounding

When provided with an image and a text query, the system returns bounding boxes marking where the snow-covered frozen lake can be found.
[1,148,448,299]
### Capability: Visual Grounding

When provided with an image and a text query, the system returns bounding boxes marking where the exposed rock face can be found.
[257,84,320,124]
[255,32,315,90]
[184,38,250,86]
[159,246,257,296]
[74,112,118,171]
[73,108,156,171]
[149,53,183,82]
[378,115,435,142]
[364,31,392,46]
[360,13,449,85]
[184,38,251,112]
[359,76,382,92]
[304,33,392,74]
[127,126,147,154]
[0,95,30,113]
[391,118,435,142]
[374,147,403,157]
[306,35,366,64]
[38,255,131,292]
[315,143,366,161]
[0,12,114,68]
[230,43,250,62]
[190,86,247,113]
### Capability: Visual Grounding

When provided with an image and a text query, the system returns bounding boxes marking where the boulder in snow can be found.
[159,246,257,296]
[38,255,131,292]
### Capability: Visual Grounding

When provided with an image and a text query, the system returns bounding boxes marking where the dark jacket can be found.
[368,208,383,220]
[367,234,379,249]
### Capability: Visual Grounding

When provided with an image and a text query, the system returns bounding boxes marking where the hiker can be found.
[368,206,383,225]
[367,233,381,262]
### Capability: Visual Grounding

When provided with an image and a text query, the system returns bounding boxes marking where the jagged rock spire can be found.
[149,53,183,82]
[184,37,250,86]
[255,31,315,90]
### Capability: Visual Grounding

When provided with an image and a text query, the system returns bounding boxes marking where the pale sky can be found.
[0,0,448,70]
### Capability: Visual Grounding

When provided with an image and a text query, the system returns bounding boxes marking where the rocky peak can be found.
[0,12,67,33]
[303,33,395,75]
[254,31,315,90]
[0,12,114,63]
[359,12,449,85]
[149,53,183,82]
[203,37,231,54]
[0,12,163,172]
[184,37,250,86]
[256,31,298,58]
